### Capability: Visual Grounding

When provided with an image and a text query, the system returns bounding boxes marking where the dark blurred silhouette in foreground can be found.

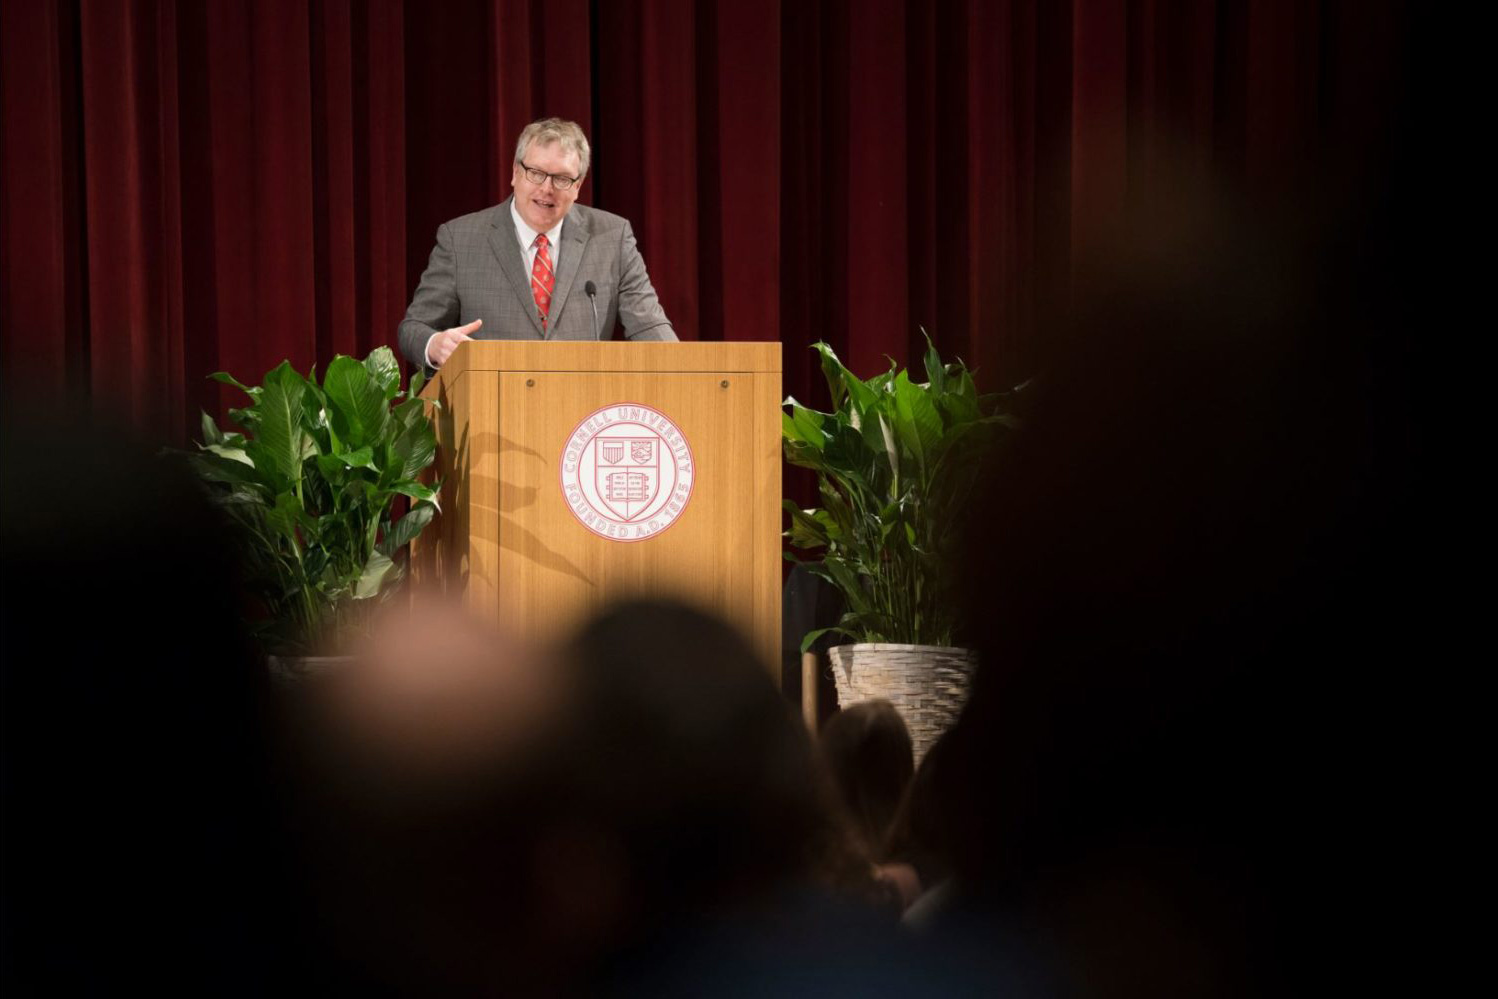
[940,140,1430,996]
[0,407,294,993]
[286,598,978,996]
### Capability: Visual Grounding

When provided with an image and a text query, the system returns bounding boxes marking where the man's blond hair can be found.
[513,117,591,179]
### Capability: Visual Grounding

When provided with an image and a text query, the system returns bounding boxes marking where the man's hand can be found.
[427,319,482,367]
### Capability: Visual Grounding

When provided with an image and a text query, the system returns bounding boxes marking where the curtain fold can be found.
[2,0,87,400]
[0,0,1409,444]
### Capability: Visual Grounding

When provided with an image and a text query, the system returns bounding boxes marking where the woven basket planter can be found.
[827,643,978,761]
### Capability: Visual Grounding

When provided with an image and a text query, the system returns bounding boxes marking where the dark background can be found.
[1,0,1408,444]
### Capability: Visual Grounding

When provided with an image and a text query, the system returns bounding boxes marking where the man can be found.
[398,118,676,371]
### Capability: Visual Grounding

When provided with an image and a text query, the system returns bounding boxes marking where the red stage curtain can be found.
[1,0,1407,444]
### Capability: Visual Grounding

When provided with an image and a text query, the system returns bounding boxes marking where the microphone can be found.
[585,281,602,340]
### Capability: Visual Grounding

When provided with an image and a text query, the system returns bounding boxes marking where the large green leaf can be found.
[817,556,873,616]
[875,498,906,545]
[854,394,892,471]
[390,480,439,507]
[847,606,899,638]
[324,354,387,449]
[339,477,382,506]
[210,371,261,399]
[363,346,401,402]
[891,370,942,467]
[877,413,900,485]
[202,443,254,467]
[333,447,376,471]
[781,407,808,444]
[822,422,875,490]
[783,438,831,473]
[799,625,856,654]
[841,371,879,423]
[302,546,331,581]
[922,330,947,394]
[302,379,339,453]
[816,478,858,538]
[200,411,225,447]
[299,429,321,462]
[315,453,351,486]
[377,504,435,557]
[390,401,437,481]
[810,342,880,419]
[811,507,843,544]
[783,502,830,550]
[812,341,849,409]
[782,500,844,549]
[246,362,308,491]
[866,369,895,395]
[354,550,395,599]
[189,450,263,490]
[264,490,306,546]
[391,392,428,423]
[935,368,981,425]
[227,405,261,431]
[790,403,828,449]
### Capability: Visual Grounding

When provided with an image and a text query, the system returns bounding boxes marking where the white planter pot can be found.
[827,643,978,761]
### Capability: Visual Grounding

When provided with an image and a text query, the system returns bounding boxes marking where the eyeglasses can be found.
[518,161,580,191]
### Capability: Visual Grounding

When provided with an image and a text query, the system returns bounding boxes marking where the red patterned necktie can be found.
[531,233,555,330]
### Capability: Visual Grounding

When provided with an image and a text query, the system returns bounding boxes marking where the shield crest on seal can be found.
[593,435,661,520]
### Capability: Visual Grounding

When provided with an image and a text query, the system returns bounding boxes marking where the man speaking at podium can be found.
[398,117,677,371]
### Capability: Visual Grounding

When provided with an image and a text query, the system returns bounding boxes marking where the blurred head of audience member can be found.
[552,601,877,938]
[817,699,924,910]
[883,728,961,915]
[818,698,915,862]
[278,597,568,995]
[944,141,1426,997]
[0,405,292,992]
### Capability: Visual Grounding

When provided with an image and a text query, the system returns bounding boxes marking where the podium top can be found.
[420,340,781,396]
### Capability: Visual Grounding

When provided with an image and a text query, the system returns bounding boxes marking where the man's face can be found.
[511,140,583,233]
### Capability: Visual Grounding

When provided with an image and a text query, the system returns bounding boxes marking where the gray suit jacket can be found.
[398,196,677,368]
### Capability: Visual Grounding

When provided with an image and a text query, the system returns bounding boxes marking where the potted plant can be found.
[782,337,1015,756]
[185,347,440,673]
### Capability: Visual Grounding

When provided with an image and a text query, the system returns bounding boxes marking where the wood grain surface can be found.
[414,341,782,671]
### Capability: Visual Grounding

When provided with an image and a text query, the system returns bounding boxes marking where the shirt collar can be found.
[510,198,564,249]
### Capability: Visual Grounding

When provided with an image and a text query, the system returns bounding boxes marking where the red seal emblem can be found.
[560,403,695,542]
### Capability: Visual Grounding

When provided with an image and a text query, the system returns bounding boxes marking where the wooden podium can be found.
[414,341,782,669]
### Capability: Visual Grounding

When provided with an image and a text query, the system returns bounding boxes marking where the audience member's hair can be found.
[883,728,959,890]
[819,699,915,861]
[554,600,875,922]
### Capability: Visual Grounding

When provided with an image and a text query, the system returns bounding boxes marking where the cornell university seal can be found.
[559,402,695,542]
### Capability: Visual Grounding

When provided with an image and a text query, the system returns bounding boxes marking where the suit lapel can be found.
[549,209,591,333]
[489,196,547,338]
